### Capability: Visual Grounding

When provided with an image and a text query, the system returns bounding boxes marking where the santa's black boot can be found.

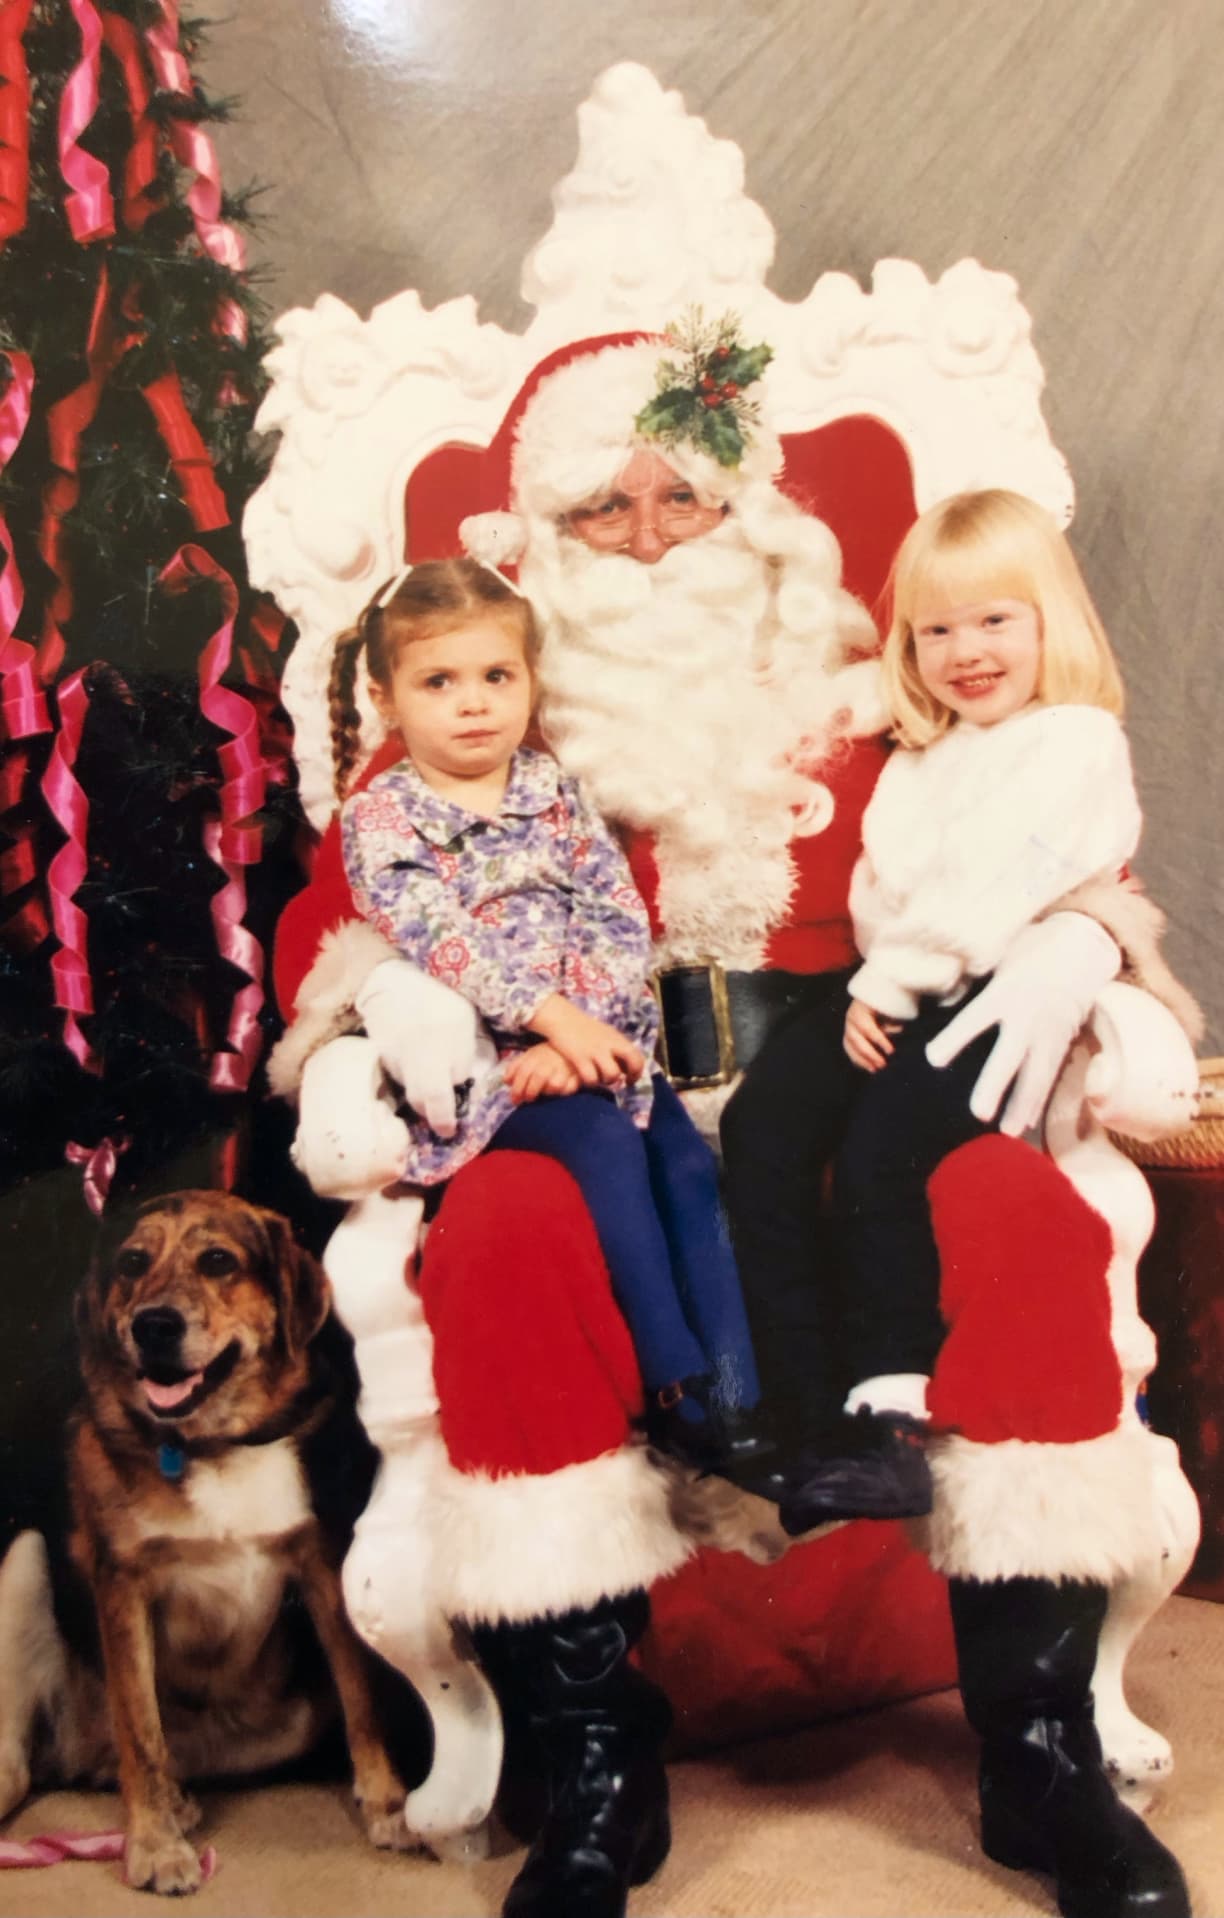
[494,1589,672,1918]
[950,1576,1191,1918]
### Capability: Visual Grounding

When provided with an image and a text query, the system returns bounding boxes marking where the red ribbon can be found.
[100,11,159,231]
[0,352,49,737]
[37,267,126,682]
[144,1,246,346]
[42,669,97,1069]
[141,371,229,531]
[59,0,115,243]
[160,546,267,1090]
[0,0,33,248]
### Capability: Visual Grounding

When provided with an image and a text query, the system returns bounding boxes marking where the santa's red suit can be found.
[271,336,1195,1918]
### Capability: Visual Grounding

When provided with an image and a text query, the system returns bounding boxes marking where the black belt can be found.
[653,962,843,1089]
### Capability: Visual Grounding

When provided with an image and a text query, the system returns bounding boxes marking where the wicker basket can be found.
[1109,1056,1224,1170]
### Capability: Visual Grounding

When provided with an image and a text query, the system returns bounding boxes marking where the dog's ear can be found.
[257,1211,331,1360]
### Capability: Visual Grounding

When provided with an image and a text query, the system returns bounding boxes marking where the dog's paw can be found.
[0,1749,31,1820]
[358,1792,424,1853]
[125,1829,203,1894]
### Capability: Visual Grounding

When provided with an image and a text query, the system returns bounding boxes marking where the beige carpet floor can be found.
[4,1595,1222,1917]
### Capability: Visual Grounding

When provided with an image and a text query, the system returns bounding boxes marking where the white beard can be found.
[523,517,865,970]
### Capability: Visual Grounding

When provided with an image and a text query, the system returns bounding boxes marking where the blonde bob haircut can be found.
[881,489,1125,749]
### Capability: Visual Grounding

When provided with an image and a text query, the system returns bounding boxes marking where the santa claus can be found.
[271,328,1194,1918]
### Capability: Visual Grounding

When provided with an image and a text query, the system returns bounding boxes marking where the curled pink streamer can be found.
[0,1828,216,1880]
[42,669,96,1069]
[145,2,246,343]
[0,352,49,738]
[202,814,265,1091]
[160,545,267,1090]
[59,0,115,242]
[65,1134,130,1215]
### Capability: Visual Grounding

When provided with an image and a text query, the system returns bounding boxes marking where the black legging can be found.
[720,971,1000,1442]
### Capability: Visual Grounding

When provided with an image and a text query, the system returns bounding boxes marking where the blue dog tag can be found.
[157,1442,186,1481]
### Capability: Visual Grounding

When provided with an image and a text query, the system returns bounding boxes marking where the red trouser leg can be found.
[923,1136,1159,1586]
[420,1152,645,1477]
[414,1152,690,1624]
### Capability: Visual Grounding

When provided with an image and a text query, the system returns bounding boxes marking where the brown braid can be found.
[328,620,369,803]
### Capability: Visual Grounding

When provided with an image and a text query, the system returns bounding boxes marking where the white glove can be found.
[292,1036,411,1199]
[355,958,496,1141]
[925,912,1121,1136]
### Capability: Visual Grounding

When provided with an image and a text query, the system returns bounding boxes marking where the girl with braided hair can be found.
[328,556,765,1477]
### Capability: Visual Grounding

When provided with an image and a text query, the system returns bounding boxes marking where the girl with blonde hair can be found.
[721,488,1196,1535]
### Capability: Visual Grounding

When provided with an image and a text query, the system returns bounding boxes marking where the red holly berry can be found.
[722,381,739,398]
[700,373,717,391]
[714,345,731,361]
[702,392,721,408]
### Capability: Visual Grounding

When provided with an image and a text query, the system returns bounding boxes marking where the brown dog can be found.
[0,1191,417,1893]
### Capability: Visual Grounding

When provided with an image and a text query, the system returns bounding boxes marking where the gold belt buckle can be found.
[652,959,737,1091]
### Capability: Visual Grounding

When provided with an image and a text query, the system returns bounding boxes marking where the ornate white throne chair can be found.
[245,62,1201,1847]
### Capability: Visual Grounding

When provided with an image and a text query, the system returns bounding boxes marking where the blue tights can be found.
[490,1074,759,1412]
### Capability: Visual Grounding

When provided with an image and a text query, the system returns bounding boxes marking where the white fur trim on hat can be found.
[920,1424,1178,1584]
[511,339,782,520]
[459,511,528,569]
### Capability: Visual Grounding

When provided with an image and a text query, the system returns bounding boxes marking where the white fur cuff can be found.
[921,1425,1175,1584]
[268,920,399,1099]
[434,1444,693,1626]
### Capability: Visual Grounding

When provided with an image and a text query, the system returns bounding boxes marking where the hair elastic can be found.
[375,562,414,609]
[376,556,524,607]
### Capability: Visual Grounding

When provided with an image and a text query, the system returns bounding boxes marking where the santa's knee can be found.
[419,1152,644,1478]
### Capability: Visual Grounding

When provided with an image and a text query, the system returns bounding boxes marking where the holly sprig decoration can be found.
[635,310,774,468]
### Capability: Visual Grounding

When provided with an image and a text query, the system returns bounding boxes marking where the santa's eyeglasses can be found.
[563,486,720,547]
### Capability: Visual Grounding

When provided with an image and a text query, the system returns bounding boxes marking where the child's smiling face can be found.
[372,618,533,790]
[911,597,1042,726]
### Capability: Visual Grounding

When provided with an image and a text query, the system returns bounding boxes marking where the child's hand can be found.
[503,1043,581,1104]
[844,1000,903,1072]
[530,996,646,1088]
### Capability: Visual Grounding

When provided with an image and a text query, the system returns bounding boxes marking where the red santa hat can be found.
[509,337,783,521]
[459,329,790,569]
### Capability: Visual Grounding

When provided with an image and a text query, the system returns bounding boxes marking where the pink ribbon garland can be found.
[0,350,52,950]
[59,0,116,243]
[160,546,267,1091]
[0,0,33,248]
[42,669,97,1069]
[65,1134,130,1215]
[0,1828,216,1879]
[144,2,246,346]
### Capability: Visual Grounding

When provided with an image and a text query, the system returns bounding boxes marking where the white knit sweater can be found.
[848,704,1142,1019]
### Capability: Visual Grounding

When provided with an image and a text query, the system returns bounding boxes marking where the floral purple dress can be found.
[341,747,660,1183]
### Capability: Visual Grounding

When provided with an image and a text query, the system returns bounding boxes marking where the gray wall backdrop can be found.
[206,0,1224,1045]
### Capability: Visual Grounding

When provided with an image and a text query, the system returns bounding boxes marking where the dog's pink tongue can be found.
[143,1373,203,1412]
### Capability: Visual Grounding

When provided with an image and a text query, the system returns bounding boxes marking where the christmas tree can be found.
[0,0,301,1203]
[0,1,305,1536]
